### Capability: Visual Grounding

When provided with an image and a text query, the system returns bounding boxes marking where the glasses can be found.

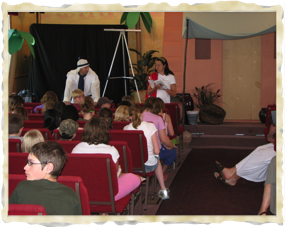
[26,159,47,167]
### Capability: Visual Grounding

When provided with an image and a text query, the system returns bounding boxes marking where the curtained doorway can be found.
[28,24,129,105]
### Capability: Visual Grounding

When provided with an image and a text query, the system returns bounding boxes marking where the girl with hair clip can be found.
[79,96,95,121]
[123,104,170,200]
[114,105,130,122]
[21,129,45,153]
[146,57,177,104]
[99,107,113,129]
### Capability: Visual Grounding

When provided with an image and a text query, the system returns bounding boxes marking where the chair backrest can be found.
[57,175,90,215]
[55,140,80,153]
[113,121,130,130]
[109,141,133,174]
[109,130,148,177]
[164,103,181,135]
[24,102,41,109]
[9,204,47,215]
[24,107,34,114]
[60,153,122,213]
[77,120,87,128]
[9,174,26,197]
[9,139,22,153]
[55,140,133,174]
[21,128,56,140]
[36,108,43,114]
[8,174,90,215]
[24,120,44,129]
[27,114,44,121]
[9,152,28,174]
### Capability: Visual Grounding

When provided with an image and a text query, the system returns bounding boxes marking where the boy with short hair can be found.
[71,89,84,109]
[97,97,113,109]
[9,114,24,141]
[9,141,82,215]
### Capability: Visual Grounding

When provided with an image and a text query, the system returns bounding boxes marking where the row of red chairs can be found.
[23,120,130,131]
[24,102,117,113]
[23,102,182,134]
[9,137,151,215]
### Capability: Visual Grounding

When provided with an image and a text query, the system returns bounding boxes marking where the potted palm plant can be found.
[192,83,226,124]
[129,49,158,103]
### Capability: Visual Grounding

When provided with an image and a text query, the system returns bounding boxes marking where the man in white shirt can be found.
[63,59,100,106]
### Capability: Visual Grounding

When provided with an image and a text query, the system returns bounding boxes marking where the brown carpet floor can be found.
[156,148,267,215]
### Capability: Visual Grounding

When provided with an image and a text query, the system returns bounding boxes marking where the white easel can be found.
[102,29,141,103]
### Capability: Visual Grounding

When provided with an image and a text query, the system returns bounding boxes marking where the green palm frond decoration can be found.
[120,12,152,33]
[9,29,35,58]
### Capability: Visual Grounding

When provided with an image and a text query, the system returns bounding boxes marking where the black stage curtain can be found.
[28,24,129,104]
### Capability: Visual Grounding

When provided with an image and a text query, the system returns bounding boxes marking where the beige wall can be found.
[223,36,261,120]
[261,33,276,108]
[163,12,275,120]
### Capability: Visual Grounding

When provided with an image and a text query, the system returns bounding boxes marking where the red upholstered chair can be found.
[21,128,56,140]
[55,140,80,153]
[77,120,87,128]
[57,176,90,215]
[36,108,43,114]
[113,121,130,130]
[27,114,44,121]
[9,174,90,215]
[24,107,34,114]
[9,139,22,153]
[9,204,47,215]
[9,153,28,174]
[164,103,184,155]
[9,174,27,197]
[61,153,131,214]
[24,102,41,109]
[109,130,155,211]
[24,120,44,129]
[56,140,141,214]
[109,141,142,215]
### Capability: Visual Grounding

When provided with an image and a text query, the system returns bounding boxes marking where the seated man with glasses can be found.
[9,141,82,215]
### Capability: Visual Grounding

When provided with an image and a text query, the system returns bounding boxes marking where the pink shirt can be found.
[142,111,165,149]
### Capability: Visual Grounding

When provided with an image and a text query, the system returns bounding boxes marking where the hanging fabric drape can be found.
[183,12,276,40]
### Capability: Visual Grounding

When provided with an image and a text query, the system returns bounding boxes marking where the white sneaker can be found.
[158,188,170,200]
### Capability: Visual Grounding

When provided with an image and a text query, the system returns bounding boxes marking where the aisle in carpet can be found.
[156,148,265,215]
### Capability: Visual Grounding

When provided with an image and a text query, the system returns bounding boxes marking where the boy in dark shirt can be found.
[9,141,82,215]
